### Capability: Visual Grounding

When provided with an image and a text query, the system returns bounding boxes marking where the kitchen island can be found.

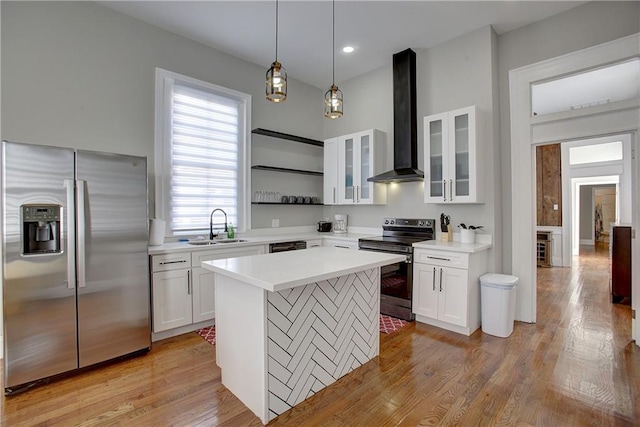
[201,247,404,424]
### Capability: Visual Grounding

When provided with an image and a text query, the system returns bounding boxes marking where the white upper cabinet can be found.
[333,129,387,205]
[323,137,339,205]
[424,105,481,204]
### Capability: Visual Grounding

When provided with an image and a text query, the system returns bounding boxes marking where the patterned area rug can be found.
[379,314,408,334]
[196,325,216,345]
[196,314,408,345]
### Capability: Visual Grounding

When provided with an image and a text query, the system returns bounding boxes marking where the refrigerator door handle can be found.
[64,179,76,290]
[77,180,87,288]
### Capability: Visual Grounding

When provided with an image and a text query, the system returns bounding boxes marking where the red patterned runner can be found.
[379,314,408,334]
[196,325,216,345]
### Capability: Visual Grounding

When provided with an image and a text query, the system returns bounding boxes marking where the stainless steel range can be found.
[358,218,436,321]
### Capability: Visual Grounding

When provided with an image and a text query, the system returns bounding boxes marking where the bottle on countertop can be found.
[227,222,235,239]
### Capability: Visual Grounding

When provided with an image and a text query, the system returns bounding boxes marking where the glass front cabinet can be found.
[336,129,387,205]
[424,105,481,204]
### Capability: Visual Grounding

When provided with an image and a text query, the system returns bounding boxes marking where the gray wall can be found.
[497,1,640,272]
[322,26,501,271]
[1,1,324,228]
[580,186,594,241]
[3,0,639,259]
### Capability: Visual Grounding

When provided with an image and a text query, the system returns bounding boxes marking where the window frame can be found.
[154,68,251,238]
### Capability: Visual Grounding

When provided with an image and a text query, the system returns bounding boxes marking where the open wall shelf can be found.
[251,128,324,147]
[251,165,323,176]
[251,202,323,206]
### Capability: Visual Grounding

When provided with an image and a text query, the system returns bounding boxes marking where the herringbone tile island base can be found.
[196,314,409,346]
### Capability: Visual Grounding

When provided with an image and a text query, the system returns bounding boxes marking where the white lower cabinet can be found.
[152,268,193,332]
[413,248,488,335]
[151,244,266,339]
[191,267,216,323]
[151,252,192,333]
[323,238,358,250]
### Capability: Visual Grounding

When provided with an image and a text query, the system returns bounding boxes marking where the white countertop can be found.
[413,239,492,253]
[148,231,377,255]
[202,246,405,292]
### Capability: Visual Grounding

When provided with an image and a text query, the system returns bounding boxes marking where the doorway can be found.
[509,33,639,344]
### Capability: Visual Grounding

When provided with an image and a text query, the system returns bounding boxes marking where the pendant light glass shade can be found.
[266,0,287,102]
[266,60,287,102]
[324,84,343,118]
[325,0,342,118]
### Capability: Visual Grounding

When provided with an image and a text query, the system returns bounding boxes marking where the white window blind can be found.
[170,83,239,233]
[155,68,251,237]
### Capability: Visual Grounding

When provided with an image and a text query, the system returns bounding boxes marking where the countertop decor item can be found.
[440,213,452,242]
[458,224,483,244]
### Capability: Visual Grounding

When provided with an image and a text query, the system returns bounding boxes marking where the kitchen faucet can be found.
[210,208,228,240]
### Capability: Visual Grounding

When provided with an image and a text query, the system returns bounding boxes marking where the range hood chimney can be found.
[368,48,423,183]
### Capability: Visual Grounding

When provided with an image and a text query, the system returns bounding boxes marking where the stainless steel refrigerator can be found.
[1,140,150,394]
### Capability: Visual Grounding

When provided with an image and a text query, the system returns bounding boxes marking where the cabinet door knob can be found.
[432,267,436,291]
[439,268,443,292]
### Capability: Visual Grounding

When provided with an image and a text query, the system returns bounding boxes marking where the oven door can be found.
[359,246,414,320]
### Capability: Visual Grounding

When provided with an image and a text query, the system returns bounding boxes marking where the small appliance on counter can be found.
[317,221,332,232]
[333,214,348,234]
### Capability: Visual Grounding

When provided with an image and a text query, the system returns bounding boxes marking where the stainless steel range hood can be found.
[368,48,424,183]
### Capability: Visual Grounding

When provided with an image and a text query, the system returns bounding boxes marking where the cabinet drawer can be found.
[415,249,468,269]
[306,239,322,248]
[192,245,266,265]
[323,238,358,249]
[151,253,191,272]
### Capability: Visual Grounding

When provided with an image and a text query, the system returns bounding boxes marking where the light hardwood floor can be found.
[1,245,638,426]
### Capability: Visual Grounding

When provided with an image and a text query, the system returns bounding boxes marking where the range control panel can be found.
[383,218,435,229]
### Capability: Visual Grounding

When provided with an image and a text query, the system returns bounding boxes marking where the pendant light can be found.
[266,0,287,102]
[324,0,343,118]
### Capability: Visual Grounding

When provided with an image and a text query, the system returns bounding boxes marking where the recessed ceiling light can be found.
[342,46,354,53]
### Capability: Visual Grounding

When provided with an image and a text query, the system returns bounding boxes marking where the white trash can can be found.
[480,273,518,338]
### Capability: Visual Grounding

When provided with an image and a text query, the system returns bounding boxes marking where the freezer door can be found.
[76,150,150,367]
[2,141,78,390]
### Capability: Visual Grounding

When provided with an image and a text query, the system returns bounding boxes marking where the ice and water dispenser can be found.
[21,204,62,255]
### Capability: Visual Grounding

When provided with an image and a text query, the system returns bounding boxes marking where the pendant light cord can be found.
[275,0,279,62]
[332,0,335,85]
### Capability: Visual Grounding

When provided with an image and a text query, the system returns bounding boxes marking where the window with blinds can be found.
[155,69,251,237]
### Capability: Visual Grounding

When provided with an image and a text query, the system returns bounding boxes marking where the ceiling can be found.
[99,1,587,89]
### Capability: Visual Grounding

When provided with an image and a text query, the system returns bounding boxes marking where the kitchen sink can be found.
[188,240,218,246]
[188,239,248,246]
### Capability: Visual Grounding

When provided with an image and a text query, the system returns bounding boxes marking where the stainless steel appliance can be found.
[358,218,435,321]
[2,140,150,394]
[333,214,348,234]
[269,240,307,253]
[317,221,332,232]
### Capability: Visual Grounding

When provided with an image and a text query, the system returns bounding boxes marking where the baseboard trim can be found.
[579,239,594,246]
[151,319,214,342]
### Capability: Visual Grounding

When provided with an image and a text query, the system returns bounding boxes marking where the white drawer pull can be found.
[427,255,451,262]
